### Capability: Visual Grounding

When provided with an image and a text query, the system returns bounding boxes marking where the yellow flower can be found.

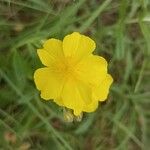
[34,32,113,116]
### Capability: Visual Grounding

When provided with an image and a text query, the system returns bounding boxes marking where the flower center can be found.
[54,57,77,79]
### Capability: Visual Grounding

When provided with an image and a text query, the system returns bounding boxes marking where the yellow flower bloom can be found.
[34,32,113,116]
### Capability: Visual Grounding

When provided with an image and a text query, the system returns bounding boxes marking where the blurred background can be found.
[0,0,150,149]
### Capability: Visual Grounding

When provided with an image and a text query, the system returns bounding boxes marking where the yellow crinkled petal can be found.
[83,100,98,113]
[34,67,64,100]
[43,39,63,58]
[61,79,92,116]
[63,32,95,62]
[54,98,64,106]
[37,49,54,66]
[37,39,63,66]
[76,54,107,86]
[93,74,113,101]
[76,80,92,104]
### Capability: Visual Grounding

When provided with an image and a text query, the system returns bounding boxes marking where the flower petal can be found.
[37,49,54,66]
[83,100,98,113]
[37,39,63,66]
[93,74,113,101]
[43,39,63,58]
[61,79,92,116]
[63,32,95,61]
[54,98,64,106]
[34,67,64,100]
[76,55,108,86]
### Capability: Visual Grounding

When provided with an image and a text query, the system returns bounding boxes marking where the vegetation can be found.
[0,0,150,149]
